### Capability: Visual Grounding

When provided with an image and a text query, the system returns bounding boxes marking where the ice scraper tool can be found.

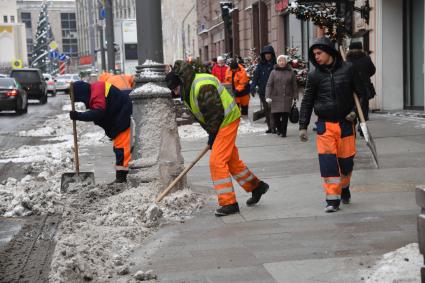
[61,82,95,193]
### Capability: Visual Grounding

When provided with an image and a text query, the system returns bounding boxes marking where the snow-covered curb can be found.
[362,243,422,283]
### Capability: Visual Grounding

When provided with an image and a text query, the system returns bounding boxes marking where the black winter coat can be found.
[251,45,277,96]
[346,50,376,99]
[299,37,368,130]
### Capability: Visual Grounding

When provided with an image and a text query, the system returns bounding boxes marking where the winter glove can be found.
[266,98,272,104]
[345,111,357,122]
[299,129,308,142]
[69,111,80,120]
[207,133,217,150]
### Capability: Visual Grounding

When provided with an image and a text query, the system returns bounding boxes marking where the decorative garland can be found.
[286,47,308,87]
[286,1,345,40]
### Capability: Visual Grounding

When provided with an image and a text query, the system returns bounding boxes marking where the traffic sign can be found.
[12,59,23,69]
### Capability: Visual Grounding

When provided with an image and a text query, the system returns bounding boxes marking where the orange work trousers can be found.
[210,119,260,206]
[316,120,355,203]
[235,95,250,116]
[113,127,131,171]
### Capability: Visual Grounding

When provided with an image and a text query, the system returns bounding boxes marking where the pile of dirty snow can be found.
[0,106,104,216]
[50,181,207,282]
[178,118,268,140]
[363,243,422,283]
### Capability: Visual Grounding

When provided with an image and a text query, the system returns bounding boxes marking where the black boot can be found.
[341,186,351,204]
[246,181,269,206]
[109,170,128,184]
[325,199,340,213]
[215,202,240,217]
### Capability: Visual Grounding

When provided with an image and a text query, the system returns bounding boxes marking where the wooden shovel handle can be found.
[155,145,210,203]
[69,82,80,173]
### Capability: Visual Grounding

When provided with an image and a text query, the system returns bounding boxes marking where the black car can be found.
[0,78,28,114]
[10,68,47,104]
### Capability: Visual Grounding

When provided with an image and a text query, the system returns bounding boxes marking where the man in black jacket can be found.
[251,45,277,133]
[299,37,367,213]
[347,41,376,135]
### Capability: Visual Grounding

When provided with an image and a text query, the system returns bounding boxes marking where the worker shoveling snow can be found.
[0,100,209,282]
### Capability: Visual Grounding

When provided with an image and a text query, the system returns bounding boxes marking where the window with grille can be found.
[61,13,78,57]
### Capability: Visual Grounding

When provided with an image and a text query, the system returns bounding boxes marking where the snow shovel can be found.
[353,93,379,168]
[253,94,265,121]
[155,145,210,203]
[339,46,379,168]
[61,82,95,193]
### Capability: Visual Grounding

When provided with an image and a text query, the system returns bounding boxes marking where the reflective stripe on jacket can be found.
[187,74,240,129]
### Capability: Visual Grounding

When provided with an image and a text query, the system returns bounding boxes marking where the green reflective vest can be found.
[186,73,240,129]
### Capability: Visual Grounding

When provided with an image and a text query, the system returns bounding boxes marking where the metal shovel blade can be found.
[60,172,95,193]
[359,122,379,168]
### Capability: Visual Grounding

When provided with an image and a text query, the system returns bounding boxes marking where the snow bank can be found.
[362,243,422,283]
[178,118,268,140]
[49,182,206,282]
[383,111,425,129]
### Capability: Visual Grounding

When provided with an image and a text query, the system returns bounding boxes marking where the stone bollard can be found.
[416,185,425,283]
[129,61,186,192]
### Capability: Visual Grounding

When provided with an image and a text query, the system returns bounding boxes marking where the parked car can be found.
[10,68,47,104]
[43,73,57,96]
[0,74,8,78]
[0,77,28,114]
[56,74,80,94]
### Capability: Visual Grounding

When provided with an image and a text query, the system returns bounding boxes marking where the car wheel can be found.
[40,92,48,104]
[16,98,26,115]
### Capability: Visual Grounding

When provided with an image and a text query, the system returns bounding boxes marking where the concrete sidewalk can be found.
[125,112,424,283]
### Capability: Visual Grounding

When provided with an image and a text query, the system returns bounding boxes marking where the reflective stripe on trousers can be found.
[316,120,355,201]
[210,119,259,206]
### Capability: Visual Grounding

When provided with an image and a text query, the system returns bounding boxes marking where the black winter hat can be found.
[165,71,182,90]
[72,80,90,108]
[229,59,238,70]
[349,41,363,50]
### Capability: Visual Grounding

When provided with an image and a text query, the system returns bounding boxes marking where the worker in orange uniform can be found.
[105,73,134,95]
[70,80,133,183]
[98,71,111,83]
[225,59,251,116]
[165,61,270,216]
[299,37,367,213]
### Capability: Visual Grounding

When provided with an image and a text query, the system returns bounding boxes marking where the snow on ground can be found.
[362,243,422,283]
[0,101,209,281]
[383,111,425,129]
[178,118,268,140]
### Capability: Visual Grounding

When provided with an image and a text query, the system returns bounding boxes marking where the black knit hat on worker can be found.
[308,36,342,68]
[165,71,182,90]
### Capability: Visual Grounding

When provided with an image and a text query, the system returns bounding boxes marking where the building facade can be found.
[16,0,77,67]
[75,0,136,72]
[197,0,316,62]
[162,0,199,64]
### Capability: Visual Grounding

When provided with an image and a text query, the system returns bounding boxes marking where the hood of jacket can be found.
[308,37,342,70]
[260,45,277,64]
[72,80,91,108]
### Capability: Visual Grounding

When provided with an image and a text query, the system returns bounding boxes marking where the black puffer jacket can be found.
[346,49,376,99]
[299,37,368,130]
[251,45,277,96]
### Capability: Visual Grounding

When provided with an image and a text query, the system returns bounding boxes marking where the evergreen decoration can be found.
[30,1,57,73]
[286,47,308,87]
[286,1,345,41]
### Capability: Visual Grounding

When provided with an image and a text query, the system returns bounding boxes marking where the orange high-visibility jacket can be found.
[106,74,134,90]
[224,64,250,93]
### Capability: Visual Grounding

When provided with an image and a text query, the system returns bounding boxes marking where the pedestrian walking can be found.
[165,61,270,217]
[251,45,277,133]
[211,56,229,83]
[346,41,376,135]
[265,55,298,137]
[69,81,133,184]
[225,59,251,116]
[299,37,367,213]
